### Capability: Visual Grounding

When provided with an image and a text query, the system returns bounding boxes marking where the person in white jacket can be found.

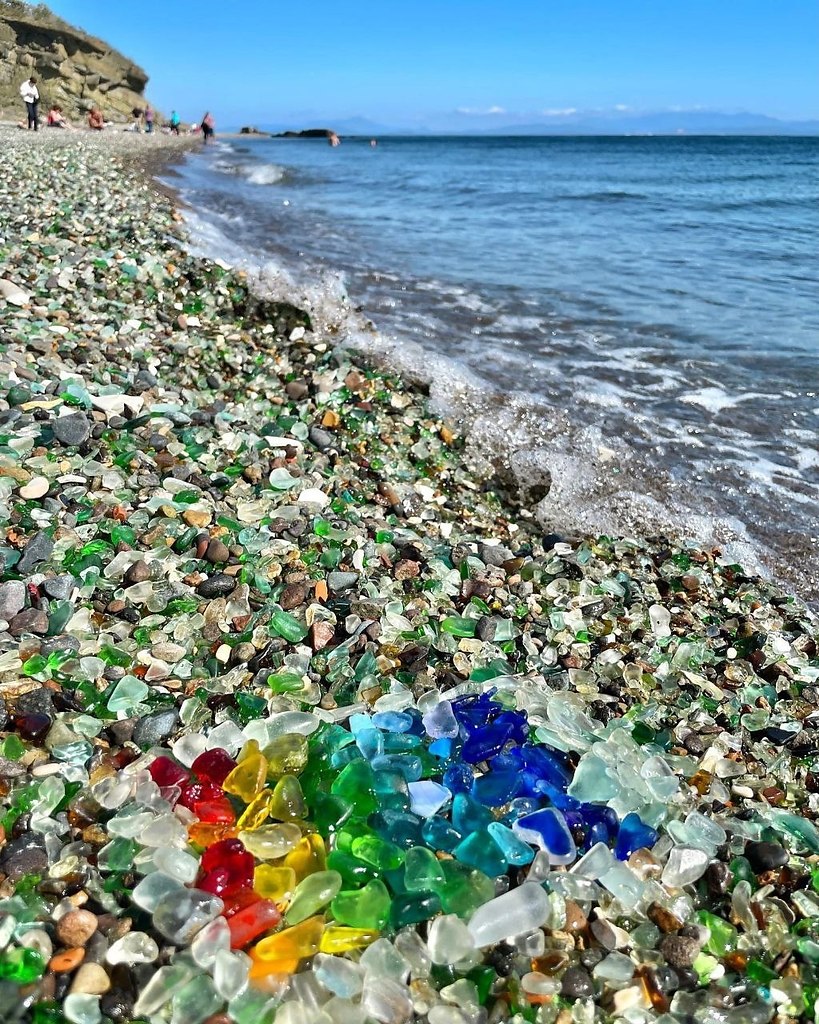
[20,76,40,131]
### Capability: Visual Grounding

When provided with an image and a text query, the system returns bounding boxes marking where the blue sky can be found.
[48,0,819,127]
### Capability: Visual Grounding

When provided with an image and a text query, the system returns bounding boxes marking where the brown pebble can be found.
[49,947,85,972]
[280,582,307,610]
[563,899,588,935]
[206,538,230,564]
[57,908,98,947]
[124,560,151,585]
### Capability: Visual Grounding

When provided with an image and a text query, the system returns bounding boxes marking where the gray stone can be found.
[285,380,309,400]
[476,616,499,642]
[745,841,788,872]
[0,580,25,621]
[0,836,48,881]
[308,426,335,451]
[479,542,514,567]
[132,707,179,748]
[328,571,359,593]
[660,934,702,970]
[42,575,75,601]
[52,412,91,446]
[17,532,54,574]
[40,635,81,657]
[561,967,595,1000]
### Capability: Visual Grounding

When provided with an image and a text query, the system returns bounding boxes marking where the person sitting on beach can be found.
[46,105,71,129]
[129,107,143,132]
[88,108,104,131]
[200,111,215,144]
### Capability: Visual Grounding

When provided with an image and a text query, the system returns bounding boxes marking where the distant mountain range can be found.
[247,109,819,137]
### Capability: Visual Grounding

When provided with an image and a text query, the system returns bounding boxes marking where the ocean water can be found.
[170,135,819,598]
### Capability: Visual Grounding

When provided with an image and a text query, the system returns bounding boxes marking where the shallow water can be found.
[170,135,819,599]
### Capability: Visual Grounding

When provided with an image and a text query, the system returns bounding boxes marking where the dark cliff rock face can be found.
[0,4,150,120]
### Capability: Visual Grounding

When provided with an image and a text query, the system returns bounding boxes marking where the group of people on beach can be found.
[18,75,215,142]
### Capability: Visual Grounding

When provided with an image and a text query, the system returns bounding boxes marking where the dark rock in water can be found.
[561,967,595,1000]
[8,608,49,636]
[760,723,802,745]
[51,411,91,446]
[108,719,137,745]
[17,531,54,573]
[42,575,75,601]
[132,707,179,747]
[0,580,25,621]
[308,426,335,451]
[197,573,236,598]
[745,840,788,872]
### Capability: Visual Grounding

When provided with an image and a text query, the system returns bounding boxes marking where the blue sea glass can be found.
[443,762,474,795]
[614,812,659,860]
[454,829,507,877]
[452,792,492,834]
[372,711,413,733]
[422,701,459,739]
[407,780,450,818]
[422,817,462,853]
[461,721,514,763]
[472,769,520,807]
[513,808,577,865]
[487,821,535,866]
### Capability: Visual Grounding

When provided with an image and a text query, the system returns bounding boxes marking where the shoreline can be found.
[176,135,819,609]
[1,128,818,1023]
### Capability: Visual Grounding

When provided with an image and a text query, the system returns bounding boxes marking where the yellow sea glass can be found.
[265,734,308,777]
[268,774,307,821]
[319,925,380,954]
[239,823,302,860]
[283,834,327,880]
[254,915,325,961]
[223,751,268,802]
[255,864,297,902]
[236,789,273,831]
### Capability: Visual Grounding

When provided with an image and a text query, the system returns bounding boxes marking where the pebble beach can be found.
[1,127,819,1024]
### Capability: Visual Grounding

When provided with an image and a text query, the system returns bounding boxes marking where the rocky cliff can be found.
[0,1,150,121]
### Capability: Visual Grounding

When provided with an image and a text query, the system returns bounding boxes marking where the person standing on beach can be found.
[170,109,181,135]
[19,76,39,131]
[144,104,154,134]
[200,111,215,144]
